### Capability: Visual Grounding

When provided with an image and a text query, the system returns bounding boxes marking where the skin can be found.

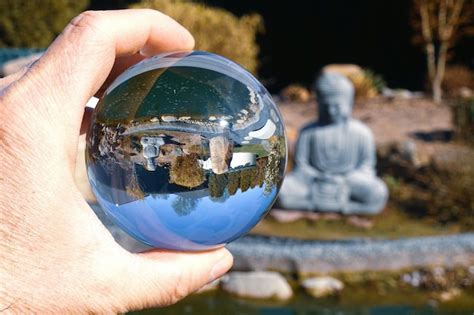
[0,9,233,314]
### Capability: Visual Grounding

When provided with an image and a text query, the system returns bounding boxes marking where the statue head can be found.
[313,72,354,124]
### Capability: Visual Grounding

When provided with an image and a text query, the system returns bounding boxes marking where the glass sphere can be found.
[86,51,286,251]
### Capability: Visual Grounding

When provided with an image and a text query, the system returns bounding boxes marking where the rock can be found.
[196,279,220,294]
[438,288,461,302]
[401,271,422,287]
[393,89,413,99]
[456,87,473,99]
[377,140,430,171]
[398,140,418,166]
[469,266,474,275]
[221,271,293,300]
[269,209,306,223]
[382,88,422,100]
[269,209,346,223]
[381,87,395,98]
[318,213,343,221]
[301,276,344,298]
[346,216,374,229]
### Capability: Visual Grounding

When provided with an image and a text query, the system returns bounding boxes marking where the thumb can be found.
[119,248,233,310]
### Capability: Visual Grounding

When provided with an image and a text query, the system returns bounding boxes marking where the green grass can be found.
[134,283,474,315]
[250,206,461,240]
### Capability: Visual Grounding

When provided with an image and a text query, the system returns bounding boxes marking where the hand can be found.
[0,10,232,313]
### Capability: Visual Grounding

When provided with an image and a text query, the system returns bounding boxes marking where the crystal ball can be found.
[86,51,286,251]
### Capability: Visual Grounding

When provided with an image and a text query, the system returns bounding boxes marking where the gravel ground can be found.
[228,233,474,274]
[278,97,474,169]
[279,97,452,147]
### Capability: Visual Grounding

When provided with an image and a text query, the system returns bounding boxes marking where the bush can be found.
[426,163,474,229]
[348,68,386,100]
[280,84,312,103]
[131,0,263,73]
[451,97,474,145]
[322,64,386,100]
[380,150,474,230]
[442,65,474,96]
[0,0,89,48]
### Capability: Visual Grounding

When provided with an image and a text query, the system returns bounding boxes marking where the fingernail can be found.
[139,46,155,57]
[209,253,232,282]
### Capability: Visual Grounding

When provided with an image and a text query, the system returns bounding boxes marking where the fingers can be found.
[120,248,233,310]
[16,9,194,157]
[47,9,194,99]
[0,63,33,91]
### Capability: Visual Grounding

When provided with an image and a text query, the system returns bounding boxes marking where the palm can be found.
[0,9,232,313]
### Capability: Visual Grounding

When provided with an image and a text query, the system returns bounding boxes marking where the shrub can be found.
[280,84,312,103]
[426,163,474,229]
[322,64,386,100]
[348,68,386,100]
[131,0,263,73]
[0,0,89,48]
[381,150,474,230]
[451,97,474,145]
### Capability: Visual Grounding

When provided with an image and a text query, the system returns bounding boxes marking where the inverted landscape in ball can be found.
[86,51,286,251]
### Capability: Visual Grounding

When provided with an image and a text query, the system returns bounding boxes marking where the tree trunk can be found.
[433,41,449,103]
[432,76,442,103]
[416,0,465,103]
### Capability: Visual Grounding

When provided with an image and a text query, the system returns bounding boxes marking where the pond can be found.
[132,289,474,315]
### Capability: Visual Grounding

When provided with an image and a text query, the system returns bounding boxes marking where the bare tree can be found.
[412,0,472,102]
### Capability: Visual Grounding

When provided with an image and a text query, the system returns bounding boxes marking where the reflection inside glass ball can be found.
[86,51,286,251]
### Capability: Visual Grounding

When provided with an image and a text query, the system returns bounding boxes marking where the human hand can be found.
[0,9,232,313]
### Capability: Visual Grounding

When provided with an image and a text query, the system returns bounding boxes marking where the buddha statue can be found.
[278,72,388,215]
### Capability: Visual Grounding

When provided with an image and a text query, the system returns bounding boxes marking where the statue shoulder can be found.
[299,121,320,135]
[349,119,374,138]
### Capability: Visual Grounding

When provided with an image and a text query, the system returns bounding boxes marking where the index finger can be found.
[20,9,194,145]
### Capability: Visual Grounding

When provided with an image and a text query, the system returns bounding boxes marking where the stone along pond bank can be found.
[212,234,474,302]
[93,200,474,305]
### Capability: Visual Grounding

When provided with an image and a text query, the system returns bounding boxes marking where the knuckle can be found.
[68,11,105,36]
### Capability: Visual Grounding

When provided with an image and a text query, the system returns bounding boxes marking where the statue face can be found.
[319,93,352,123]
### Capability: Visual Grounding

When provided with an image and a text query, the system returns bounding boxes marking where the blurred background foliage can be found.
[0,0,262,74]
[0,0,89,47]
[426,162,474,229]
[442,65,474,97]
[0,0,471,94]
[452,97,474,145]
[130,0,263,74]
[348,68,387,99]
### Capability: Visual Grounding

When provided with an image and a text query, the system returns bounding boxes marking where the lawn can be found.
[250,205,462,240]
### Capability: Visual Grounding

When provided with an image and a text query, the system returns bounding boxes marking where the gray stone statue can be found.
[278,73,388,215]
